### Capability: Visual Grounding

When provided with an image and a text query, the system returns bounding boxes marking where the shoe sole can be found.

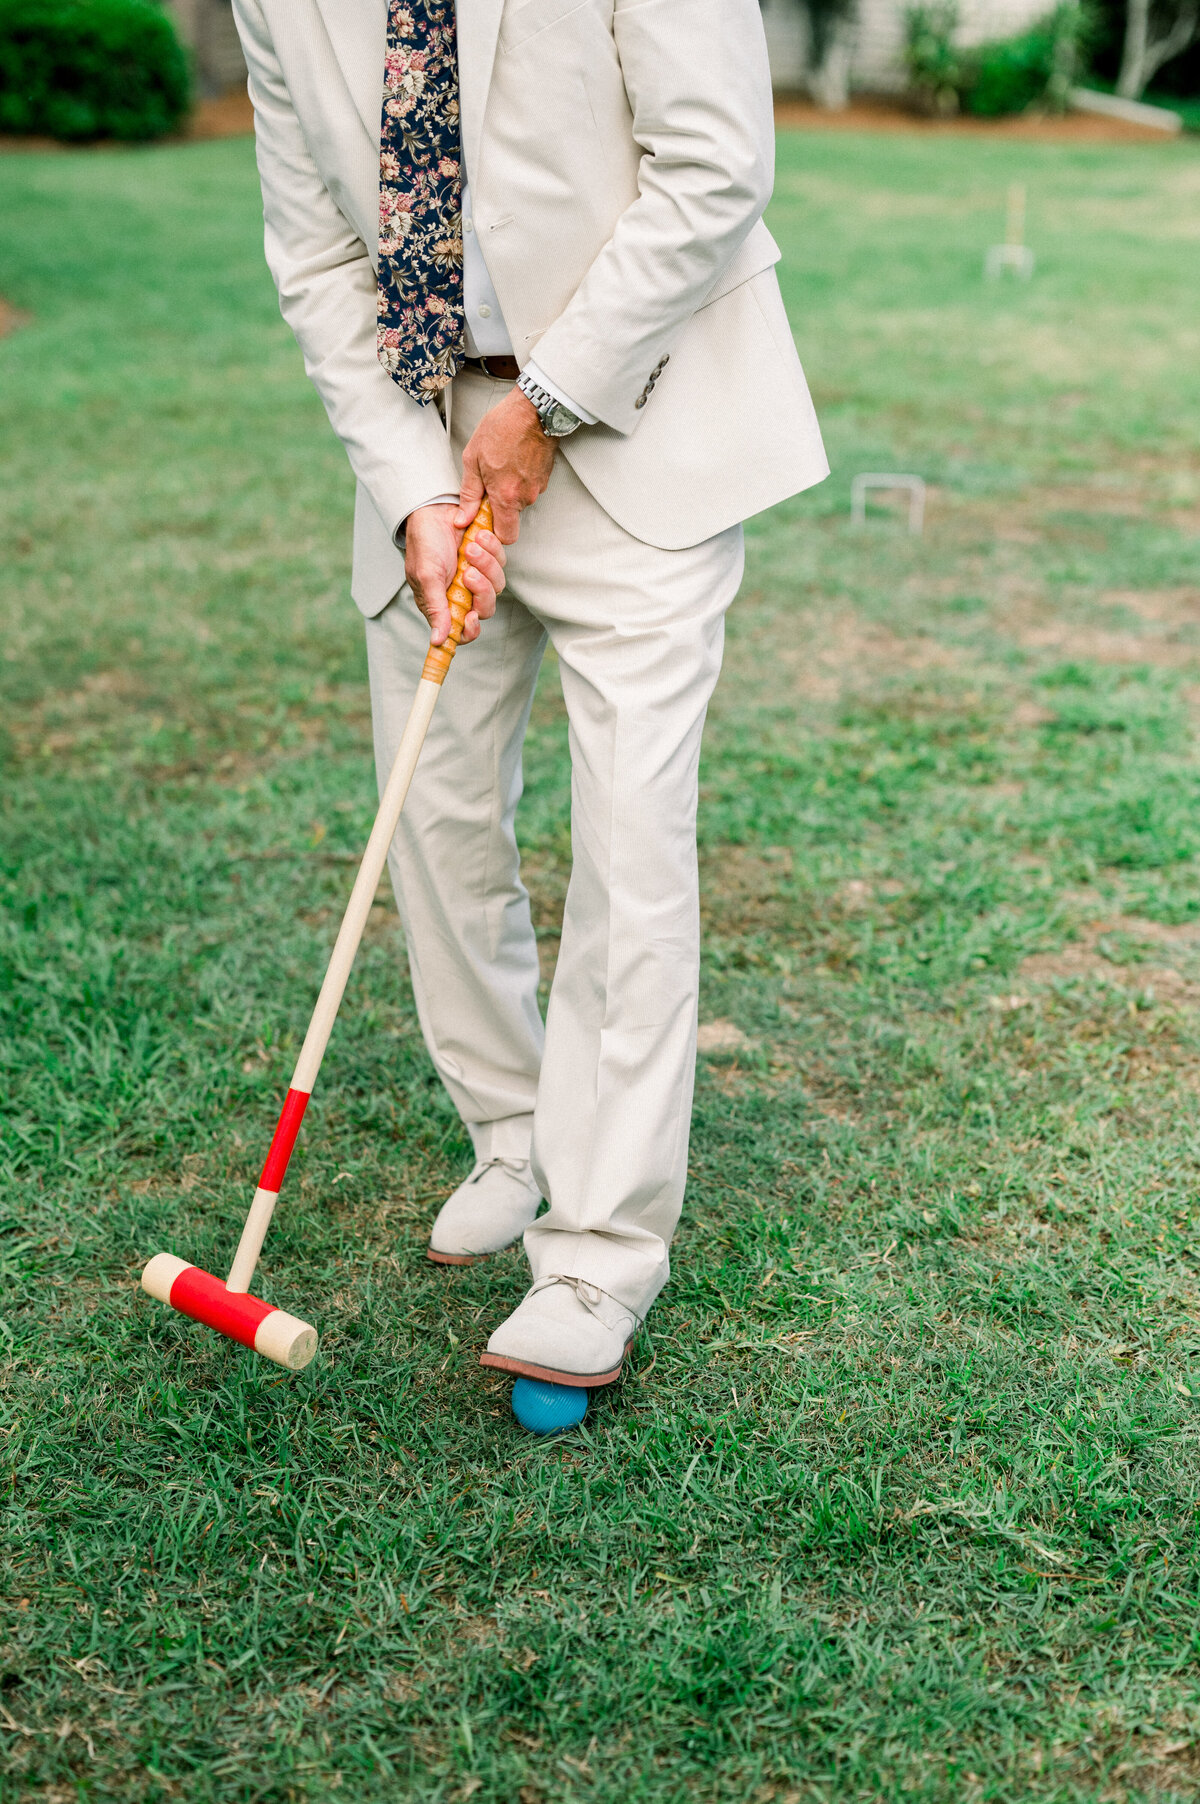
[427,1229,527,1267]
[478,1337,635,1390]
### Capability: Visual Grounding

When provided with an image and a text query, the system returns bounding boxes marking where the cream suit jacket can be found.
[232,0,829,615]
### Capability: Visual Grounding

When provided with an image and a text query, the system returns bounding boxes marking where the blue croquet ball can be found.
[511,1377,588,1434]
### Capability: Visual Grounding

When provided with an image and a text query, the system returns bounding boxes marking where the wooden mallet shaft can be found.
[140,502,494,1368]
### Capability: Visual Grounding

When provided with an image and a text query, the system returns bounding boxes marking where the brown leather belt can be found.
[462,354,520,380]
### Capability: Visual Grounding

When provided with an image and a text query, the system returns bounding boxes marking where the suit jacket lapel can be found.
[456,0,505,187]
[313,1,503,181]
[314,0,388,148]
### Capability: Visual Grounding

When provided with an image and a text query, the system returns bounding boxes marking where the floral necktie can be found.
[376,0,465,404]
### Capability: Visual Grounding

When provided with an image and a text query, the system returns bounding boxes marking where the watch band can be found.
[516,370,582,437]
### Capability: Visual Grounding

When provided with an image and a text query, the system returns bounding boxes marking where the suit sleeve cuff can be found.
[523,360,598,427]
[392,493,461,548]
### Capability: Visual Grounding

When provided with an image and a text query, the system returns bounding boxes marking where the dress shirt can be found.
[397,180,596,533]
[461,179,594,422]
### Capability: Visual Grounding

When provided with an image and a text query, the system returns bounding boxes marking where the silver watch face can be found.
[541,401,580,438]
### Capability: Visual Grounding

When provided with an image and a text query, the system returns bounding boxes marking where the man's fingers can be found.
[462,564,497,620]
[425,601,452,646]
[465,540,505,597]
[411,578,451,645]
[456,461,485,530]
[474,529,506,567]
[489,496,522,545]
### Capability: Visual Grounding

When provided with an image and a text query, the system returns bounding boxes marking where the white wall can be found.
[165,0,247,95]
[761,0,811,87]
[761,0,1055,94]
[170,0,1053,107]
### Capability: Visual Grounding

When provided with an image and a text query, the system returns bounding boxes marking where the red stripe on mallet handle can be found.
[139,503,495,1369]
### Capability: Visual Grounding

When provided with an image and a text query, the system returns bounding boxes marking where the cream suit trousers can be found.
[364,370,744,1315]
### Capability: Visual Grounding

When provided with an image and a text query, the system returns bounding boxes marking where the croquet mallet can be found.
[140,502,495,1370]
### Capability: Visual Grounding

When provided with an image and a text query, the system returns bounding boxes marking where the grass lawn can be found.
[3,125,1200,1803]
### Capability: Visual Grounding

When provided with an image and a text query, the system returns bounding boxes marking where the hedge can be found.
[963,12,1072,116]
[904,0,1087,117]
[0,0,191,142]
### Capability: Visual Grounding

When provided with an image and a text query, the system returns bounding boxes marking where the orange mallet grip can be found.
[422,499,494,684]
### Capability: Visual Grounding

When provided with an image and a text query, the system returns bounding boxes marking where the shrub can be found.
[905,0,1088,116]
[904,1,965,115]
[0,0,190,142]
[963,23,1058,114]
[962,3,1088,114]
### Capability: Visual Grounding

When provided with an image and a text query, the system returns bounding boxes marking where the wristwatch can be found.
[516,371,582,438]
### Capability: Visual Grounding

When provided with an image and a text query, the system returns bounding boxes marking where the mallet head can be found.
[141,1253,318,1370]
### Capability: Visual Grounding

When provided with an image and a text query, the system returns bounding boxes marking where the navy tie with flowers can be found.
[376,0,466,404]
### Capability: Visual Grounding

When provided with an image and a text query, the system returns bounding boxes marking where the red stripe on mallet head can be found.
[141,1254,318,1369]
[137,505,495,1373]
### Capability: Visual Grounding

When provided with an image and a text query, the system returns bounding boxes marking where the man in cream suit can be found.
[232,0,827,1388]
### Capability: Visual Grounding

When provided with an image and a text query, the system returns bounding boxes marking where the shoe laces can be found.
[466,1155,529,1185]
[529,1273,637,1328]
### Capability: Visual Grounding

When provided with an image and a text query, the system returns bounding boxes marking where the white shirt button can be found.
[464,217,473,233]
[478,303,491,318]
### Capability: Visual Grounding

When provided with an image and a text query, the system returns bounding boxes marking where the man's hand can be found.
[405,502,507,647]
[456,388,556,545]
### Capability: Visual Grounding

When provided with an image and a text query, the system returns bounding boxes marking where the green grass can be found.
[3,127,1200,1802]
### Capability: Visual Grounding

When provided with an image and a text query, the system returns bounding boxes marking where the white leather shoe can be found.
[427,1157,542,1266]
[479,1275,640,1387]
